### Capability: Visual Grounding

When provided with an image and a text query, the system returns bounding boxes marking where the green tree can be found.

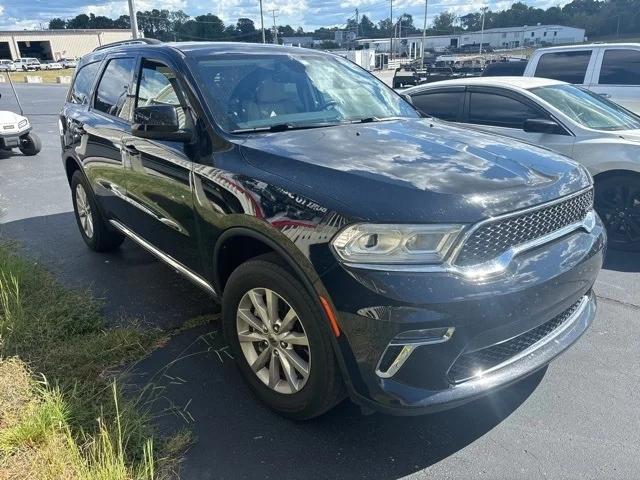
[432,11,456,33]
[49,18,66,29]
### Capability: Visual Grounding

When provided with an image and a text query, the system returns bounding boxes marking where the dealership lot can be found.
[1,83,640,478]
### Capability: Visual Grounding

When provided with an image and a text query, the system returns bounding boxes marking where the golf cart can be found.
[0,93,41,156]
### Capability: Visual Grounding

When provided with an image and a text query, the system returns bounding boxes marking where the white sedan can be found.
[42,60,63,70]
[404,76,640,250]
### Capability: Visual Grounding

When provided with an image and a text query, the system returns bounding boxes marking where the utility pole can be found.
[421,0,428,68]
[479,6,488,55]
[355,8,359,38]
[127,0,139,39]
[389,0,393,62]
[271,10,278,44]
[259,0,266,43]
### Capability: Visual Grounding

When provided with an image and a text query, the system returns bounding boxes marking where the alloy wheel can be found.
[236,288,311,394]
[595,182,640,244]
[75,183,94,239]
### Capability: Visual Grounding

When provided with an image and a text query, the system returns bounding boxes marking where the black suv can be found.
[60,41,605,419]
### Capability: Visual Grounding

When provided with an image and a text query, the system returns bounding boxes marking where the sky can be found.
[0,0,564,32]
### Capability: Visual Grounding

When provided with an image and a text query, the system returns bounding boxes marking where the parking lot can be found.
[1,83,639,479]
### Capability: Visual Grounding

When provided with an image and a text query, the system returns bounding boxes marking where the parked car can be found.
[0,59,16,72]
[59,58,78,69]
[14,58,41,71]
[393,66,421,88]
[404,76,640,250]
[42,60,63,70]
[60,41,604,419]
[524,43,640,114]
[482,60,527,76]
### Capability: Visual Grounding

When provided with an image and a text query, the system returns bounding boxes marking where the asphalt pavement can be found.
[1,83,639,480]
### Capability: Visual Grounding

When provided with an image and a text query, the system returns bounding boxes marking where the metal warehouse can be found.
[357,24,586,55]
[0,29,134,60]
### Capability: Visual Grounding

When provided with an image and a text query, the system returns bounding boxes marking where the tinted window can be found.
[136,59,188,128]
[599,49,640,85]
[534,50,591,84]
[94,57,135,119]
[468,91,543,129]
[69,62,100,105]
[193,53,417,132]
[411,91,461,121]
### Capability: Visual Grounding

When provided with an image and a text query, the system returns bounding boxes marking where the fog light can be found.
[375,327,455,378]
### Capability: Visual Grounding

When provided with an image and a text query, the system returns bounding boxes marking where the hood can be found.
[0,111,25,125]
[238,118,591,223]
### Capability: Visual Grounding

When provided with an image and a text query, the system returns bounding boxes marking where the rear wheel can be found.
[595,174,640,251]
[222,258,344,419]
[19,132,41,156]
[71,171,125,252]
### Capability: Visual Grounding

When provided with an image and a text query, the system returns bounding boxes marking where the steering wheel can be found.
[319,100,338,111]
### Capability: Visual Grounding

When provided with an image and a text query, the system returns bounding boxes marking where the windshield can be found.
[191,52,417,132]
[530,83,640,131]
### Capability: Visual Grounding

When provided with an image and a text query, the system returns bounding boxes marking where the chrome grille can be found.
[455,189,593,267]
[448,298,583,383]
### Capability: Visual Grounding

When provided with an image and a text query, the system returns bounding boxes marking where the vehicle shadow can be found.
[0,212,215,328]
[1,212,544,479]
[603,247,640,273]
[131,324,545,480]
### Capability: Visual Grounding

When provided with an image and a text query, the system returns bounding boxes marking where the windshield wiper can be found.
[232,122,340,134]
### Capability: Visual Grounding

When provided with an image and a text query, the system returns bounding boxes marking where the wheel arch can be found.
[593,169,640,182]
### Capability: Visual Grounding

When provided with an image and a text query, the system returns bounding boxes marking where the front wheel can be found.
[594,174,640,251]
[222,258,344,419]
[19,132,41,156]
[71,171,125,252]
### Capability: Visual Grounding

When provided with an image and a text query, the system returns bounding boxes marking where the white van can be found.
[13,58,41,71]
[524,43,640,114]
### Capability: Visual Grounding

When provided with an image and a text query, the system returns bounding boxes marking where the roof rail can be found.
[93,38,161,52]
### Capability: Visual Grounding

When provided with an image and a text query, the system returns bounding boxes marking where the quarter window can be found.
[136,59,189,129]
[68,62,100,105]
[534,50,591,84]
[93,57,135,119]
[468,91,543,129]
[599,49,640,85]
[410,91,462,121]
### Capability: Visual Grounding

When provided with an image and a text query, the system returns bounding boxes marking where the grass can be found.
[4,69,75,84]
[0,242,188,479]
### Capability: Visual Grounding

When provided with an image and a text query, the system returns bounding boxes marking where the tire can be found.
[18,132,41,156]
[70,171,125,252]
[594,174,640,251]
[222,258,344,420]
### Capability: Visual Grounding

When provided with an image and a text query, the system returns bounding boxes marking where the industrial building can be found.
[0,29,134,60]
[356,24,586,56]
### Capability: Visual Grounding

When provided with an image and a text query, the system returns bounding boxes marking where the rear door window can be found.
[68,62,100,105]
[534,50,592,84]
[410,91,463,121]
[93,57,136,120]
[599,49,640,85]
[468,91,544,129]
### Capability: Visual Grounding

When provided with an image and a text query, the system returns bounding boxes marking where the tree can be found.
[432,11,456,33]
[359,15,376,37]
[49,18,66,29]
[66,14,91,29]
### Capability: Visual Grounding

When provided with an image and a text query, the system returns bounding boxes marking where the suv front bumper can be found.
[321,216,605,415]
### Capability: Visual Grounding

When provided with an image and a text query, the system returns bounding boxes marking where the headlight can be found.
[332,223,463,265]
[18,119,28,128]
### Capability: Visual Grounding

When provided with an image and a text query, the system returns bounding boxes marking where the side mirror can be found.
[401,93,414,105]
[523,118,561,134]
[132,105,192,142]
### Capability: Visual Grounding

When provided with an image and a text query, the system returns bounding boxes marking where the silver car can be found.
[405,76,640,250]
[0,59,15,72]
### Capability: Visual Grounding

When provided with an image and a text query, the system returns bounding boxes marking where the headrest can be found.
[256,78,290,103]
